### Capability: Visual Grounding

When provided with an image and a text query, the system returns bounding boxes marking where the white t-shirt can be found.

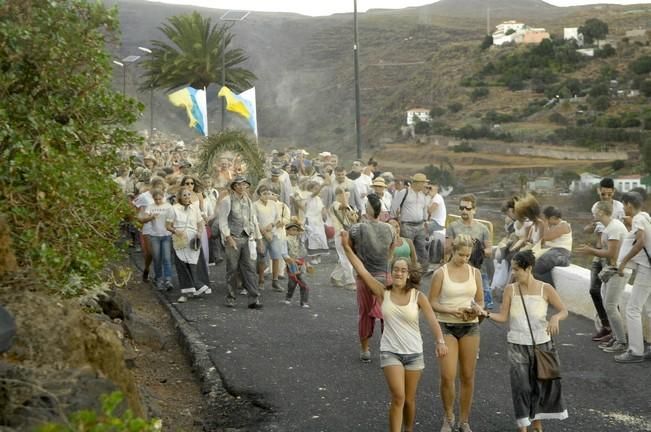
[592,200,625,233]
[354,173,373,199]
[630,212,651,268]
[601,218,628,264]
[428,193,447,227]
[145,202,173,237]
[133,191,155,235]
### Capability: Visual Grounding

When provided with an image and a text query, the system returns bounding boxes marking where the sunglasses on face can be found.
[459,206,473,211]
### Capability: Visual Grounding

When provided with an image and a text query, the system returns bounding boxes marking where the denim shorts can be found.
[258,236,283,260]
[380,351,425,370]
[441,323,480,340]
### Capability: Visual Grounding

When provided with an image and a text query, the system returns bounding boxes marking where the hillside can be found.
[110,0,651,166]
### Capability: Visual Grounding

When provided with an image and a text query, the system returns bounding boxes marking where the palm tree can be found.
[140,11,256,92]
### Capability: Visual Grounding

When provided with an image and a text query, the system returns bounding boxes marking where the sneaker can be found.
[225,298,236,308]
[180,287,196,295]
[301,303,311,308]
[176,295,187,303]
[459,423,473,432]
[614,350,644,363]
[258,282,265,291]
[282,299,291,305]
[598,337,615,350]
[344,283,357,291]
[248,301,264,310]
[360,350,371,363]
[272,280,284,292]
[142,269,149,282]
[239,289,248,296]
[164,280,174,291]
[440,414,455,432]
[603,341,628,353]
[194,285,210,296]
[592,327,612,342]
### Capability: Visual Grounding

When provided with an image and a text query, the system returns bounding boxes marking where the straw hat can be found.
[372,177,387,188]
[411,173,428,183]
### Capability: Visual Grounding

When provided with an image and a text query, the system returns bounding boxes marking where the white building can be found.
[492,21,526,45]
[564,27,584,46]
[614,175,643,192]
[406,108,431,125]
[569,172,602,192]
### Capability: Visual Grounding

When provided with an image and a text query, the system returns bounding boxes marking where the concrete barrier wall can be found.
[551,264,651,338]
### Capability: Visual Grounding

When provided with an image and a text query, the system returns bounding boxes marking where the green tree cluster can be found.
[0,0,140,293]
[579,18,609,45]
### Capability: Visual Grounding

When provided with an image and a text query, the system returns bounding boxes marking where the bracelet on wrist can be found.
[437,340,446,345]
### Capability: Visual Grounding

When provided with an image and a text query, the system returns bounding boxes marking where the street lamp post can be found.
[113,60,125,95]
[113,55,140,96]
[353,0,362,160]
[138,46,154,142]
[220,10,250,131]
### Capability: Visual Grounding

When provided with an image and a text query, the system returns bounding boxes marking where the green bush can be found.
[611,159,626,171]
[37,392,161,432]
[452,141,476,152]
[590,95,610,111]
[470,87,489,101]
[0,0,140,293]
[480,35,493,51]
[448,102,463,113]
[630,55,651,75]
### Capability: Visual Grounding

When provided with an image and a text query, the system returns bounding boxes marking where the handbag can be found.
[517,284,561,380]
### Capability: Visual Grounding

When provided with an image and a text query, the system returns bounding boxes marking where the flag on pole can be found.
[168,87,208,136]
[218,86,258,137]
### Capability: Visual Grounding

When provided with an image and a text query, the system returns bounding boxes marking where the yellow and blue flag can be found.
[168,87,208,136]
[218,86,257,137]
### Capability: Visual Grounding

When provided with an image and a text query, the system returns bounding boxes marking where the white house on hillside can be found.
[569,172,601,192]
[406,108,431,125]
[564,27,584,46]
[493,21,550,46]
[614,175,643,192]
[570,173,649,193]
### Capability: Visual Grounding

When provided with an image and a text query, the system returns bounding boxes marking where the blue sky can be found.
[147,0,651,16]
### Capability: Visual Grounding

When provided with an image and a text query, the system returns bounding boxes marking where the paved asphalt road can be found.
[162,252,651,432]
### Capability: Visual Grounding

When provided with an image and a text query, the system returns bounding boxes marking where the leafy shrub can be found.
[640,80,651,97]
[589,82,610,97]
[37,392,161,432]
[0,0,140,293]
[549,112,569,125]
[630,55,651,75]
[595,44,616,58]
[430,106,446,118]
[414,119,431,135]
[470,87,489,101]
[590,95,610,111]
[611,159,626,171]
[480,35,493,51]
[484,111,515,124]
[452,141,476,152]
[448,102,463,113]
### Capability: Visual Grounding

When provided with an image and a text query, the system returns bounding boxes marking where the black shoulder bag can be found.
[517,284,561,381]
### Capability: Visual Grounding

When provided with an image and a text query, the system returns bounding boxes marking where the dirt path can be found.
[120,276,207,431]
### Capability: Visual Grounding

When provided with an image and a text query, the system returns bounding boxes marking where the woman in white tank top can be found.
[341,230,448,432]
[429,234,485,432]
[482,250,568,432]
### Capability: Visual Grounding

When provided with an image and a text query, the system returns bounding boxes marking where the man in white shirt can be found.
[426,182,447,266]
[586,178,626,342]
[390,173,430,268]
[616,191,651,362]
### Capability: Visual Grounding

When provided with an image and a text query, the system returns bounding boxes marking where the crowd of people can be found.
[115,141,651,431]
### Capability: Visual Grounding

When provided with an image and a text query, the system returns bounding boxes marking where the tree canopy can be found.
[140,11,256,92]
[579,18,609,45]
[0,0,140,293]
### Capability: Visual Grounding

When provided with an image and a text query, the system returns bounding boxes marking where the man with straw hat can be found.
[218,176,264,309]
[390,173,430,269]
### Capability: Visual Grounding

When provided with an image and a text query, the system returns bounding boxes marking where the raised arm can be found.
[340,230,385,299]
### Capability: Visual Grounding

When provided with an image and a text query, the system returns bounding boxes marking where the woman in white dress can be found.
[304,181,329,263]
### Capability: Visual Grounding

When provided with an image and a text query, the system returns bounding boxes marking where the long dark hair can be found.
[366,193,382,219]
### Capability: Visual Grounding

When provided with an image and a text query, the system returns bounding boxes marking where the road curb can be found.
[152,289,273,430]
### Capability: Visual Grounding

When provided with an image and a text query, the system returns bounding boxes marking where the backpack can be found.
[469,238,485,269]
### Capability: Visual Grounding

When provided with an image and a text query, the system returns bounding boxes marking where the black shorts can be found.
[441,323,480,340]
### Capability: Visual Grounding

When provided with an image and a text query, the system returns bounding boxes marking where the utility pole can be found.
[353,0,362,160]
